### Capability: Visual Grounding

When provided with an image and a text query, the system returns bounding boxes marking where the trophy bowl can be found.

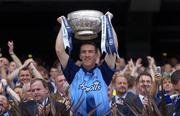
[67,10,103,40]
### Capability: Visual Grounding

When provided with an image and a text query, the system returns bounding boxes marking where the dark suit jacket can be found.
[19,100,38,116]
[19,98,69,116]
[173,95,180,116]
[112,92,138,116]
[130,94,161,116]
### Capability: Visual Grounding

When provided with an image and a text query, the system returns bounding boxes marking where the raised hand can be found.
[22,59,34,68]
[147,56,155,68]
[105,11,113,19]
[1,79,8,87]
[7,41,14,54]
[135,58,142,69]
[147,56,157,82]
[57,16,64,24]
[128,58,134,71]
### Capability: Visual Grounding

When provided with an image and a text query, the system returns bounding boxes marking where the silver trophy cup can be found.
[67,10,103,40]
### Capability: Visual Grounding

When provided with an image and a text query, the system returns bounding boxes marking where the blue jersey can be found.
[63,58,114,115]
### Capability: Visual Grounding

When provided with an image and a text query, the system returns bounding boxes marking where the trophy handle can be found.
[57,16,65,24]
[105,11,113,19]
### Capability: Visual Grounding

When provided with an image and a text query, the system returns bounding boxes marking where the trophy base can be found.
[75,31,98,40]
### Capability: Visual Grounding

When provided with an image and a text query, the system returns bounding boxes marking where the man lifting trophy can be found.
[55,10,118,115]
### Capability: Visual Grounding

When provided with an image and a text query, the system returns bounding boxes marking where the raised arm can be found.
[55,17,69,69]
[7,58,33,81]
[8,41,22,67]
[129,58,142,77]
[0,62,7,80]
[147,56,156,82]
[1,79,21,103]
[29,62,43,79]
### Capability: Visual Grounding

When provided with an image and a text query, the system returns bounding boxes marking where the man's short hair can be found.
[136,71,152,83]
[30,78,48,89]
[80,41,98,53]
[112,72,126,84]
[14,85,23,90]
[171,70,180,84]
[18,67,31,76]
[127,75,136,88]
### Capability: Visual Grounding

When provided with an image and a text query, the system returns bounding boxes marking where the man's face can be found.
[164,64,172,73]
[137,75,152,94]
[163,78,174,93]
[19,70,32,84]
[26,87,33,100]
[80,44,97,70]
[50,68,59,79]
[23,83,33,100]
[115,76,128,95]
[0,95,8,113]
[9,61,17,72]
[31,80,48,101]
[55,75,67,92]
[0,57,9,70]
[39,70,49,81]
[173,80,180,94]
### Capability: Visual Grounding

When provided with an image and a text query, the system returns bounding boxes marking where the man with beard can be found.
[111,72,136,116]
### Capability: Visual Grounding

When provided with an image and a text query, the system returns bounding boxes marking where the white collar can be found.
[42,97,49,106]
[139,94,144,103]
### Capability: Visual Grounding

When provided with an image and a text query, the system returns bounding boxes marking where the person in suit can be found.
[132,72,161,116]
[52,74,70,110]
[29,78,69,116]
[111,72,137,116]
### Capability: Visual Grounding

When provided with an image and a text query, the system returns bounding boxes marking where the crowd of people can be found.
[0,16,180,116]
